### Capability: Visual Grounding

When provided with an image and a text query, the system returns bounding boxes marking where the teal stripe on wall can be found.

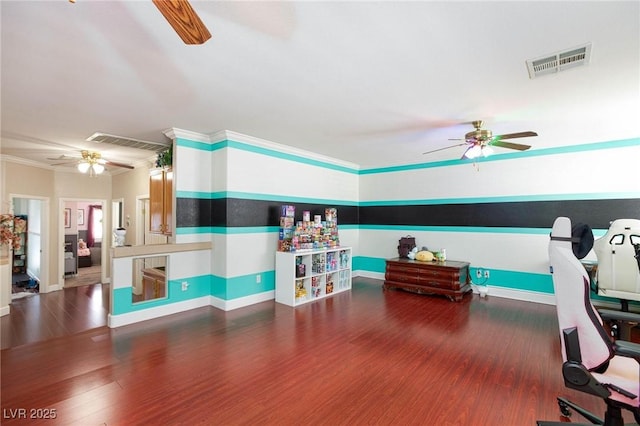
[112,275,211,315]
[360,137,640,175]
[175,224,605,236]
[176,137,360,174]
[354,256,386,273]
[479,269,554,294]
[211,271,276,300]
[360,192,640,207]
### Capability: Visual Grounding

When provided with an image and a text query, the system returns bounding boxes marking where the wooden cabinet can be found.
[384,258,471,302]
[150,168,173,235]
[141,267,166,300]
[276,247,352,306]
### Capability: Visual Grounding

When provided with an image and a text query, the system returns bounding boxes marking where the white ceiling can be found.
[1,1,639,172]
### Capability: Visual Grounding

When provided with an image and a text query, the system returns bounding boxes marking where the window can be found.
[92,206,103,242]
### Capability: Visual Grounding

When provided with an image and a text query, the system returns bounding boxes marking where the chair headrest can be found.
[571,223,594,259]
[550,218,593,259]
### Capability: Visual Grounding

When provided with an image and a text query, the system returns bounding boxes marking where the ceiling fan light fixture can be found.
[92,163,105,174]
[482,146,494,157]
[464,145,482,159]
[77,162,91,173]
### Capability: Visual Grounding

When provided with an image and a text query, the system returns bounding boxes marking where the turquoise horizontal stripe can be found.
[176,190,225,199]
[479,269,554,294]
[175,190,358,206]
[360,192,640,206]
[211,271,276,300]
[112,275,210,315]
[354,256,386,273]
[178,137,359,174]
[176,224,606,236]
[358,224,553,234]
[224,140,359,174]
[176,190,637,208]
[225,191,358,206]
[361,137,640,175]
[176,138,221,152]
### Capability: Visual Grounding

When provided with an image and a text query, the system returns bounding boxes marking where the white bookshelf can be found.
[275,247,352,307]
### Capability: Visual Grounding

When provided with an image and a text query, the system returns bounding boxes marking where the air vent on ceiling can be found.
[86,132,171,152]
[526,43,592,79]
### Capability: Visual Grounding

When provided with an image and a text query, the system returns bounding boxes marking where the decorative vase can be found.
[114,228,127,247]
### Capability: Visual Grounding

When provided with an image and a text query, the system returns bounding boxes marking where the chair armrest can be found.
[598,309,640,324]
[613,340,640,360]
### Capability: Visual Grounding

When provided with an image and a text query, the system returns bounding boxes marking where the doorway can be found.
[9,195,48,299]
[61,198,107,289]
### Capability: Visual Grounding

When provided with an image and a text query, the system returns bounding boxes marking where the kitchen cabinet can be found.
[149,168,173,235]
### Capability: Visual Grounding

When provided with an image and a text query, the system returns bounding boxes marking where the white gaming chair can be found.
[594,219,640,312]
[538,217,640,426]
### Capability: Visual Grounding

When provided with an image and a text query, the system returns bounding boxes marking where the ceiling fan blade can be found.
[422,143,467,155]
[489,140,531,151]
[50,161,78,166]
[105,160,134,170]
[493,131,538,139]
[47,154,80,161]
[152,0,212,45]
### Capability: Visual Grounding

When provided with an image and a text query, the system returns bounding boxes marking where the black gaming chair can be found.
[537,217,640,426]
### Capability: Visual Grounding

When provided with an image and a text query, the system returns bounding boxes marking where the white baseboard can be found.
[0,305,10,316]
[353,270,384,280]
[210,290,275,311]
[474,285,557,305]
[108,296,211,328]
[354,270,559,306]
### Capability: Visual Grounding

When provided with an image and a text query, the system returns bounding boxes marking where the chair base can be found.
[537,397,637,426]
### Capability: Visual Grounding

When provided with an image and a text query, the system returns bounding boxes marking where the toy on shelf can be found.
[277,205,341,252]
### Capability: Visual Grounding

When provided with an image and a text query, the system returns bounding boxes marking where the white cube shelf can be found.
[275,247,352,307]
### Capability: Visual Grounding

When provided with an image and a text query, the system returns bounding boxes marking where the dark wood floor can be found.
[1,278,636,425]
[1,283,109,350]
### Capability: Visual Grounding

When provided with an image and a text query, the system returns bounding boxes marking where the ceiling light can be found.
[77,162,91,173]
[77,150,105,176]
[92,163,105,174]
[464,145,482,159]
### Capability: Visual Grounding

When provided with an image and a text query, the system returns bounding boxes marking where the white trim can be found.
[108,296,211,328]
[354,270,384,280]
[164,128,211,143]
[223,130,361,170]
[210,290,275,311]
[47,284,62,292]
[0,305,10,316]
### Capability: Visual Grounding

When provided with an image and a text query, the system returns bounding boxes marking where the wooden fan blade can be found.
[490,140,531,151]
[423,143,467,155]
[105,160,134,170]
[152,0,212,45]
[493,131,537,139]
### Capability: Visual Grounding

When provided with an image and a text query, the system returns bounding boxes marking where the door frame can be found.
[8,194,50,292]
[59,197,108,288]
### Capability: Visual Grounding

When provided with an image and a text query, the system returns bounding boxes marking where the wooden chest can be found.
[384,258,471,302]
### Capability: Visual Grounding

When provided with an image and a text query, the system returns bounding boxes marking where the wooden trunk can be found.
[384,258,471,301]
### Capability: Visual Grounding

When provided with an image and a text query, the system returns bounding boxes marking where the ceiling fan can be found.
[69,0,212,45]
[48,150,134,175]
[423,120,537,159]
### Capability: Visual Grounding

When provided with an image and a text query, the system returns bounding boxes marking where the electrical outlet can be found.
[256,274,261,283]
[476,269,482,279]
[181,281,189,291]
[484,270,490,279]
